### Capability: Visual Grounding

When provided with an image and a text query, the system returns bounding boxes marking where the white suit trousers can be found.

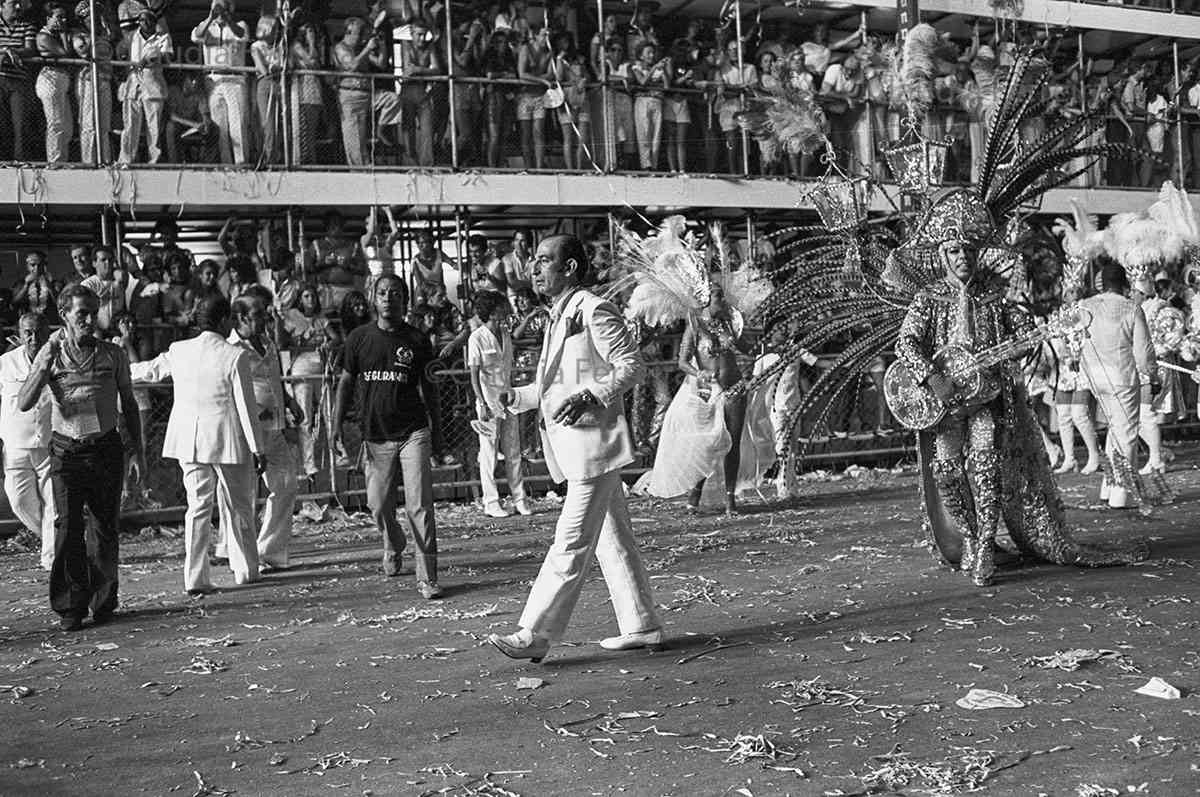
[181,460,258,590]
[1094,385,1140,470]
[256,429,299,568]
[207,78,249,165]
[477,410,526,511]
[519,468,659,641]
[3,446,55,569]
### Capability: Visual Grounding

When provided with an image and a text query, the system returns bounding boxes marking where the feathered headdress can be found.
[1103,212,1185,285]
[609,216,711,328]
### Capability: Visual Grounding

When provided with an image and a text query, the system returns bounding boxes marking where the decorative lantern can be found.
[808,175,874,232]
[883,137,953,194]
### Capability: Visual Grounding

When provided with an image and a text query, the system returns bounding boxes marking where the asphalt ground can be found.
[0,455,1197,797]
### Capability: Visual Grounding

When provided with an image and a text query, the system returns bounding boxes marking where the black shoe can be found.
[260,563,292,575]
[209,555,229,567]
[59,614,84,632]
[91,610,116,626]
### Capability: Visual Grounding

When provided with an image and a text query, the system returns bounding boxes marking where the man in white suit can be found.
[225,289,299,572]
[0,313,55,570]
[133,295,265,593]
[487,235,662,663]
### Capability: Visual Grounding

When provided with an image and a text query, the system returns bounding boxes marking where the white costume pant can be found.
[215,431,299,567]
[519,468,659,641]
[207,77,249,165]
[1093,385,1140,499]
[181,460,258,590]
[3,446,55,570]
[477,409,526,511]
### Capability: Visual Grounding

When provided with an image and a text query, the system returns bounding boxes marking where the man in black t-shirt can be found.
[333,274,442,599]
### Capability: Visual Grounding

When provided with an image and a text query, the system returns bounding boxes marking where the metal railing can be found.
[3,10,1200,190]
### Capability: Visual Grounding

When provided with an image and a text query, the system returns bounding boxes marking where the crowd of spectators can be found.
[0,210,911,510]
[1,0,1199,185]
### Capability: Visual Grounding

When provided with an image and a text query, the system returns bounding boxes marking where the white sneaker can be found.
[599,628,665,651]
[484,505,510,519]
[513,500,533,516]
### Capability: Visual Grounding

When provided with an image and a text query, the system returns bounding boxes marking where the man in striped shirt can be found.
[0,0,36,161]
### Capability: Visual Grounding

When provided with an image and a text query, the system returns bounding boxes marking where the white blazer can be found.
[512,290,643,483]
[132,330,264,464]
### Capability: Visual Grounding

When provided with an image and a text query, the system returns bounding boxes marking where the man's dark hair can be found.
[234,286,274,318]
[194,295,231,331]
[154,216,178,233]
[543,234,593,285]
[1099,258,1130,293]
[473,290,510,322]
[467,234,489,251]
[372,273,409,303]
[57,284,99,318]
[93,245,114,261]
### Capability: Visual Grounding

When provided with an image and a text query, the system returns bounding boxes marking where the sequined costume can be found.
[895,279,1033,584]
[747,49,1148,585]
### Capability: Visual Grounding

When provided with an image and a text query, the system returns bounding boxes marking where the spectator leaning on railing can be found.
[333,16,402,167]
[398,19,443,167]
[72,0,115,164]
[0,0,37,161]
[192,0,250,165]
[287,16,323,165]
[119,9,170,164]
[34,2,72,164]
[250,14,283,165]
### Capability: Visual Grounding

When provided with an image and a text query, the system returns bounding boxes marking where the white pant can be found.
[633,95,662,170]
[3,446,55,569]
[36,68,73,163]
[1094,384,1140,502]
[255,429,299,568]
[181,460,258,590]
[119,94,163,164]
[477,408,526,511]
[519,468,659,642]
[207,77,249,165]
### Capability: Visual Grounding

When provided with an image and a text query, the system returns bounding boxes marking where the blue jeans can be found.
[363,427,437,582]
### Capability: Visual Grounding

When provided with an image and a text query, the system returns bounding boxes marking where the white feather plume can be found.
[1147,180,1200,246]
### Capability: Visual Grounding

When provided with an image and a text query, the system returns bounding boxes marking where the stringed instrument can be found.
[884,305,1093,431]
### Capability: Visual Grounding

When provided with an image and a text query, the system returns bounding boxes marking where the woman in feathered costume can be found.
[751,50,1148,585]
[613,218,771,514]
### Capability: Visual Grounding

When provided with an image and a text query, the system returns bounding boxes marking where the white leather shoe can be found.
[513,500,533,516]
[484,505,510,519]
[1099,478,1110,501]
[1107,486,1129,509]
[599,628,665,651]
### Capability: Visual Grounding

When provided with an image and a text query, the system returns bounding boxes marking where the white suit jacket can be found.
[512,289,643,483]
[1078,292,1156,391]
[132,330,264,464]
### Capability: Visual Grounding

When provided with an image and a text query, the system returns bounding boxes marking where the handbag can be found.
[543,85,565,109]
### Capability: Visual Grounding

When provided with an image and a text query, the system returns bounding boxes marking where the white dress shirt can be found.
[0,348,51,449]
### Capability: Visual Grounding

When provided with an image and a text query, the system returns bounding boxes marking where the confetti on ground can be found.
[955,689,1025,710]
[1024,649,1121,672]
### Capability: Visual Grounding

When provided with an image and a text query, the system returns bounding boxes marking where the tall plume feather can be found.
[900,24,938,121]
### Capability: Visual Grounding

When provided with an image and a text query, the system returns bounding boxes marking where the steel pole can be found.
[1175,40,1185,187]
[597,0,614,170]
[88,0,103,162]
[446,0,458,168]
[734,0,749,176]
